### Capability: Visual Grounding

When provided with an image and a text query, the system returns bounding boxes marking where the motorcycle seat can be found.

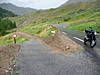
[85,29,91,33]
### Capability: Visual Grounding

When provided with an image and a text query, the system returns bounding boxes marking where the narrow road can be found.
[17,21,28,28]
[54,25,100,60]
[16,39,100,75]
[54,25,100,49]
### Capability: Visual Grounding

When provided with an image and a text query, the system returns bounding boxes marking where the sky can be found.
[0,0,68,9]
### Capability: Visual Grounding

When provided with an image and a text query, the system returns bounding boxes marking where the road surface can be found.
[17,21,28,28]
[15,39,100,75]
[54,25,100,60]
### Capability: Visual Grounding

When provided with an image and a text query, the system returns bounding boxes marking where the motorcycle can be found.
[84,27,99,48]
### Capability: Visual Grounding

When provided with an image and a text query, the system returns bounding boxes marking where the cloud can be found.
[0,0,68,9]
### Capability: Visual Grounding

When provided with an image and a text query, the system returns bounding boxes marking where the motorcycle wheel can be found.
[84,37,87,44]
[90,40,96,48]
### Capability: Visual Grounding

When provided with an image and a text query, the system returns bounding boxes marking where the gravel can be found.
[16,40,100,75]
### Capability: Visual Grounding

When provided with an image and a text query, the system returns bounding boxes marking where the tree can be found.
[13,21,16,28]
[0,18,17,36]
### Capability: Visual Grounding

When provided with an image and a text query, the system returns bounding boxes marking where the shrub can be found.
[64,18,71,21]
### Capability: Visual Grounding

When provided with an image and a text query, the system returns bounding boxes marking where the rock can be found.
[63,48,66,51]
[13,64,16,68]
[8,68,12,71]
[5,70,9,73]
[10,57,14,61]
[66,46,70,50]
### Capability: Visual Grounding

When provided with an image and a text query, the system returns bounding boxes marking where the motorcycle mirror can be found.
[89,27,92,29]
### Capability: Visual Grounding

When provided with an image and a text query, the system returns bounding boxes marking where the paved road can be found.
[16,40,100,75]
[53,25,100,49]
[54,25,100,60]
[17,21,28,28]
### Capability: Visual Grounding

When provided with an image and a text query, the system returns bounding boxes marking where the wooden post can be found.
[14,38,16,44]
[52,34,55,41]
[51,31,55,41]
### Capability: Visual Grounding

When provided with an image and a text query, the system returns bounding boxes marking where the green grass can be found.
[1,1,100,47]
[66,21,100,32]
[22,23,51,38]
[0,33,28,46]
[8,1,100,36]
[21,23,58,38]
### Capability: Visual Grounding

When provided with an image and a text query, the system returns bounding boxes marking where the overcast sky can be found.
[0,0,68,9]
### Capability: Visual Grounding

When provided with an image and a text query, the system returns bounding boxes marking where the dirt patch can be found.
[44,33,83,55]
[0,44,20,75]
[50,50,62,54]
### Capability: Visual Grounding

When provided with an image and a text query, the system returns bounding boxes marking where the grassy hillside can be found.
[21,23,51,38]
[0,33,28,46]
[9,1,100,35]
[1,1,100,46]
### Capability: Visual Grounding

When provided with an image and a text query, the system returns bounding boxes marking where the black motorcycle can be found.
[84,27,99,48]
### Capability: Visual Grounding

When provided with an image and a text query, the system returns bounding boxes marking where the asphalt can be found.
[15,40,100,75]
[17,21,28,28]
[54,25,100,60]
[53,25,100,48]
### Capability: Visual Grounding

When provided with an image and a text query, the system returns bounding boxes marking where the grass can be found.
[66,20,100,32]
[7,1,100,38]
[0,33,28,46]
[0,1,100,46]
[21,23,58,38]
[22,23,51,38]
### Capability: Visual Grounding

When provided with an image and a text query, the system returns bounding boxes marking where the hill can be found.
[0,0,100,46]
[0,3,37,15]
[0,7,16,18]
[61,0,99,6]
[8,1,100,38]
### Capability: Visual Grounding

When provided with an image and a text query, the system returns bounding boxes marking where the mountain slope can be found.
[61,0,99,6]
[0,7,16,18]
[9,1,100,35]
[0,0,100,45]
[0,3,37,15]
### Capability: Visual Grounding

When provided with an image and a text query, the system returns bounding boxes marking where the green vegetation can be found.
[66,20,100,32]
[7,1,100,40]
[0,33,28,46]
[22,24,51,38]
[9,1,100,32]
[0,7,17,37]
[50,27,58,33]
[0,18,16,36]
[1,1,100,46]
[0,7,17,18]
[21,23,58,38]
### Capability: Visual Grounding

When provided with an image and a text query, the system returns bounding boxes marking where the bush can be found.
[64,18,71,21]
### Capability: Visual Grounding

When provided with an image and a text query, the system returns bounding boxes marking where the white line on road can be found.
[62,32,67,34]
[74,37,84,42]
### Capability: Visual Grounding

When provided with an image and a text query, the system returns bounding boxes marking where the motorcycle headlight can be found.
[94,32,97,35]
